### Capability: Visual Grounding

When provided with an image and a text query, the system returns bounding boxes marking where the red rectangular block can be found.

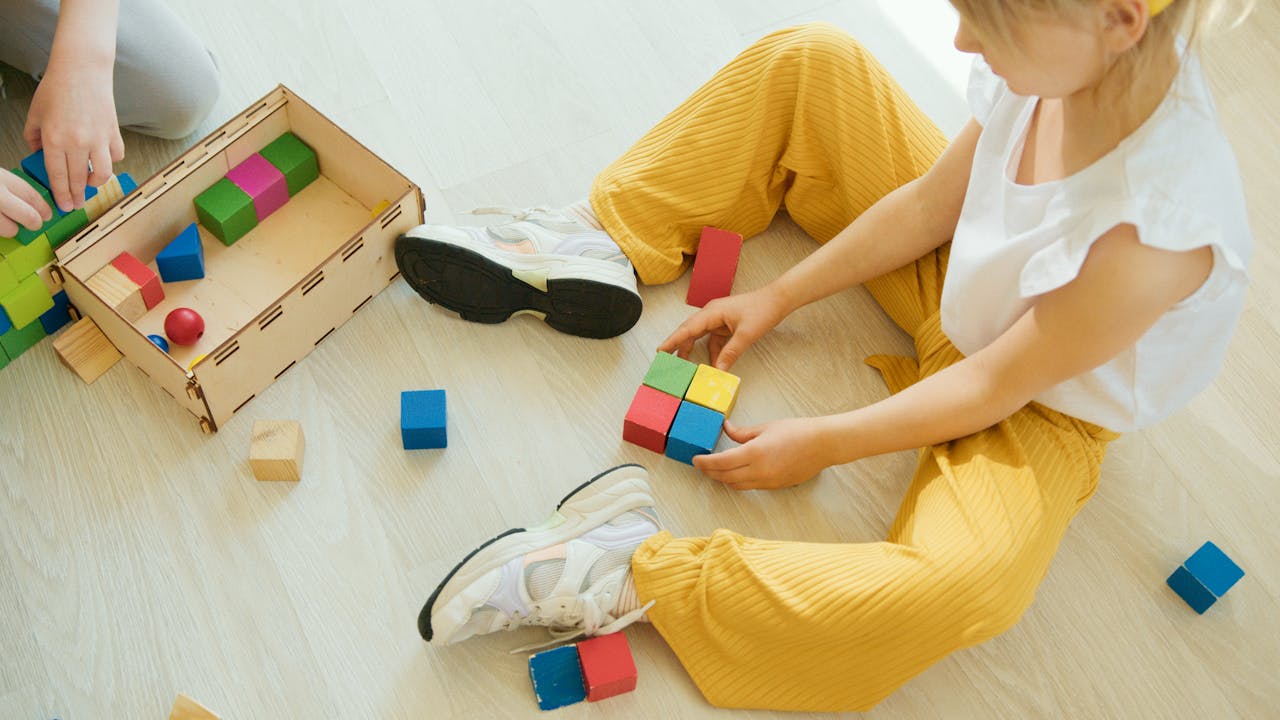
[578,632,637,701]
[623,385,680,454]
[110,251,165,309]
[685,226,743,308]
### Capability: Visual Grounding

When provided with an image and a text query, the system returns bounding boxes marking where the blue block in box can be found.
[528,645,586,711]
[665,400,724,465]
[156,223,205,282]
[1183,541,1245,598]
[39,290,73,334]
[1167,565,1218,614]
[401,389,447,449]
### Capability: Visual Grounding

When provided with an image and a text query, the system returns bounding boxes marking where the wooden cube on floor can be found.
[249,420,305,481]
[51,316,121,384]
[169,692,220,720]
[685,226,743,307]
[623,384,681,454]
[577,632,638,701]
[684,363,741,417]
[528,645,586,711]
[86,263,146,321]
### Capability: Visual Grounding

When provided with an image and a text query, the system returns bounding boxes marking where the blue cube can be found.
[38,290,72,334]
[401,389,446,450]
[528,645,586,711]
[1183,541,1244,598]
[1167,565,1218,614]
[156,223,206,282]
[665,400,724,465]
[21,149,98,203]
[118,172,138,196]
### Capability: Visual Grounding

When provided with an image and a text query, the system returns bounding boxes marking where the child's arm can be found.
[696,225,1213,490]
[23,0,124,212]
[661,119,983,369]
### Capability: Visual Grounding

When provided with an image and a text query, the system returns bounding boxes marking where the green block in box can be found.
[0,274,54,329]
[0,309,47,358]
[46,208,89,248]
[0,234,54,278]
[259,132,319,196]
[195,177,257,246]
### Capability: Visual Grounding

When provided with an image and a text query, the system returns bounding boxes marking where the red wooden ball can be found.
[164,307,205,346]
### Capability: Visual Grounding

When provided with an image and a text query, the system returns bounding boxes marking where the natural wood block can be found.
[110,251,165,309]
[86,264,146,322]
[51,316,121,384]
[685,226,743,308]
[169,693,220,720]
[250,419,305,481]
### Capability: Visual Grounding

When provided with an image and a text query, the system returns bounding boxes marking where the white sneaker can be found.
[395,207,642,339]
[420,464,661,646]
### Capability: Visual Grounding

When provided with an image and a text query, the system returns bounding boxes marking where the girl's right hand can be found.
[658,286,790,371]
[0,168,54,238]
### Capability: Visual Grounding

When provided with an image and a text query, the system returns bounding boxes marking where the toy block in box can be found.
[194,177,257,246]
[666,401,725,465]
[401,389,447,449]
[156,223,206,282]
[52,316,121,384]
[110,252,164,309]
[685,363,740,416]
[259,131,319,196]
[249,420,305,481]
[624,384,681,454]
[1,274,55,330]
[686,226,743,308]
[86,264,146,322]
[642,351,698,398]
[0,314,46,360]
[528,645,587,711]
[577,632,638,701]
[227,153,289,221]
[1167,541,1245,614]
[169,693,220,720]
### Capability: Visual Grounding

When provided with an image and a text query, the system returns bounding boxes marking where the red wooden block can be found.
[110,251,165,309]
[623,385,680,454]
[577,632,637,701]
[685,226,743,307]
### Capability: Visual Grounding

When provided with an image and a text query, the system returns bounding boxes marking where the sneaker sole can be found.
[394,234,643,340]
[419,463,653,642]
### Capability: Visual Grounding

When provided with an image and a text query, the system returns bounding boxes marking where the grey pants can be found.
[0,0,220,139]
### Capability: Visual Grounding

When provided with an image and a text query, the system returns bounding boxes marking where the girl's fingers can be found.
[88,146,113,187]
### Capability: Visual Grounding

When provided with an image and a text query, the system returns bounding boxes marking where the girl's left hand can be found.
[693,418,832,490]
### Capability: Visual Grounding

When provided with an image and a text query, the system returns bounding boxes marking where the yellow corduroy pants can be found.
[591,24,1120,712]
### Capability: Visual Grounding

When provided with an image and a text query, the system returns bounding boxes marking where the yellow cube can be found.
[685,364,740,416]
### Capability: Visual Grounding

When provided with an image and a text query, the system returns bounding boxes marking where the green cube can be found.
[46,208,89,248]
[0,274,54,330]
[0,260,17,297]
[0,305,48,358]
[0,234,53,278]
[642,351,700,398]
[8,168,63,245]
[195,177,257,246]
[259,132,319,196]
[0,343,9,370]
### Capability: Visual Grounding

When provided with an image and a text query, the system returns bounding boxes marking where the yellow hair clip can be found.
[1150,0,1174,16]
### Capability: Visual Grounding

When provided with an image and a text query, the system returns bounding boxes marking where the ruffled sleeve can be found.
[966,56,1005,125]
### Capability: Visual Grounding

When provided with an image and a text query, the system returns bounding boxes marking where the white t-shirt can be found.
[939,55,1252,432]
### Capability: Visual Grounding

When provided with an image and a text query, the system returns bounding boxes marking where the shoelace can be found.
[509,592,657,654]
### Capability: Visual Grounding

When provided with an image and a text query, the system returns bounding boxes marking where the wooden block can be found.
[684,364,741,417]
[156,223,206,282]
[194,177,257,246]
[577,632,638,701]
[86,264,146,322]
[226,153,289,221]
[169,693,220,720]
[0,259,17,297]
[45,208,89,248]
[623,385,681,454]
[1183,541,1245,598]
[401,389,447,449]
[1167,565,1218,614]
[110,251,165,309]
[0,314,46,360]
[685,226,743,307]
[665,401,724,465]
[259,131,319,196]
[0,232,55,277]
[83,174,126,220]
[249,420,305,481]
[0,273,55,330]
[528,645,587,711]
[641,351,698,398]
[38,289,73,335]
[51,316,121,384]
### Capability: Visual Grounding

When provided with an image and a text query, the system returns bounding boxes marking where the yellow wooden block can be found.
[51,316,121,384]
[86,263,145,322]
[370,199,390,218]
[685,364,740,416]
[169,693,220,720]
[249,419,305,481]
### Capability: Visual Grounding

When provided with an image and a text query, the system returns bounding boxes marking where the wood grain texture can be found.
[0,1,1276,718]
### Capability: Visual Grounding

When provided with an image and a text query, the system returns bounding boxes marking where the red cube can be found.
[623,385,680,454]
[110,251,165,309]
[577,632,637,701]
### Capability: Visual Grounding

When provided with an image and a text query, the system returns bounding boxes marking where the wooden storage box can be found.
[55,86,424,432]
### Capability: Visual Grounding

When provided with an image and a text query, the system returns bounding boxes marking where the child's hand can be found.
[659,288,789,370]
[0,168,54,238]
[693,418,833,490]
[23,59,124,212]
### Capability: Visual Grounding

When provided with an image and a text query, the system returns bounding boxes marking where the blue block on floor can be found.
[1167,565,1218,614]
[401,389,446,450]
[528,645,586,711]
[38,290,72,334]
[665,400,724,465]
[156,223,206,282]
[1183,541,1245,598]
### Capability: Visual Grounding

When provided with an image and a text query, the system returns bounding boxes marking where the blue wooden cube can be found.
[1167,541,1245,614]
[38,290,72,334]
[528,645,586,711]
[20,149,96,201]
[665,400,724,465]
[401,389,446,450]
[156,223,206,282]
[118,172,138,196]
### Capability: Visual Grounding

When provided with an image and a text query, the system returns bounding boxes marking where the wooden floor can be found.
[1,2,1277,718]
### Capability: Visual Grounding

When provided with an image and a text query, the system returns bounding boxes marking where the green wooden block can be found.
[642,351,700,398]
[259,132,319,196]
[0,343,10,370]
[195,177,257,246]
[0,260,17,297]
[0,234,53,278]
[0,274,55,329]
[0,309,48,358]
[8,167,63,245]
[46,208,89,248]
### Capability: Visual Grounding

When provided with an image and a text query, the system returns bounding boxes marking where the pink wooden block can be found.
[686,226,743,307]
[226,153,289,222]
